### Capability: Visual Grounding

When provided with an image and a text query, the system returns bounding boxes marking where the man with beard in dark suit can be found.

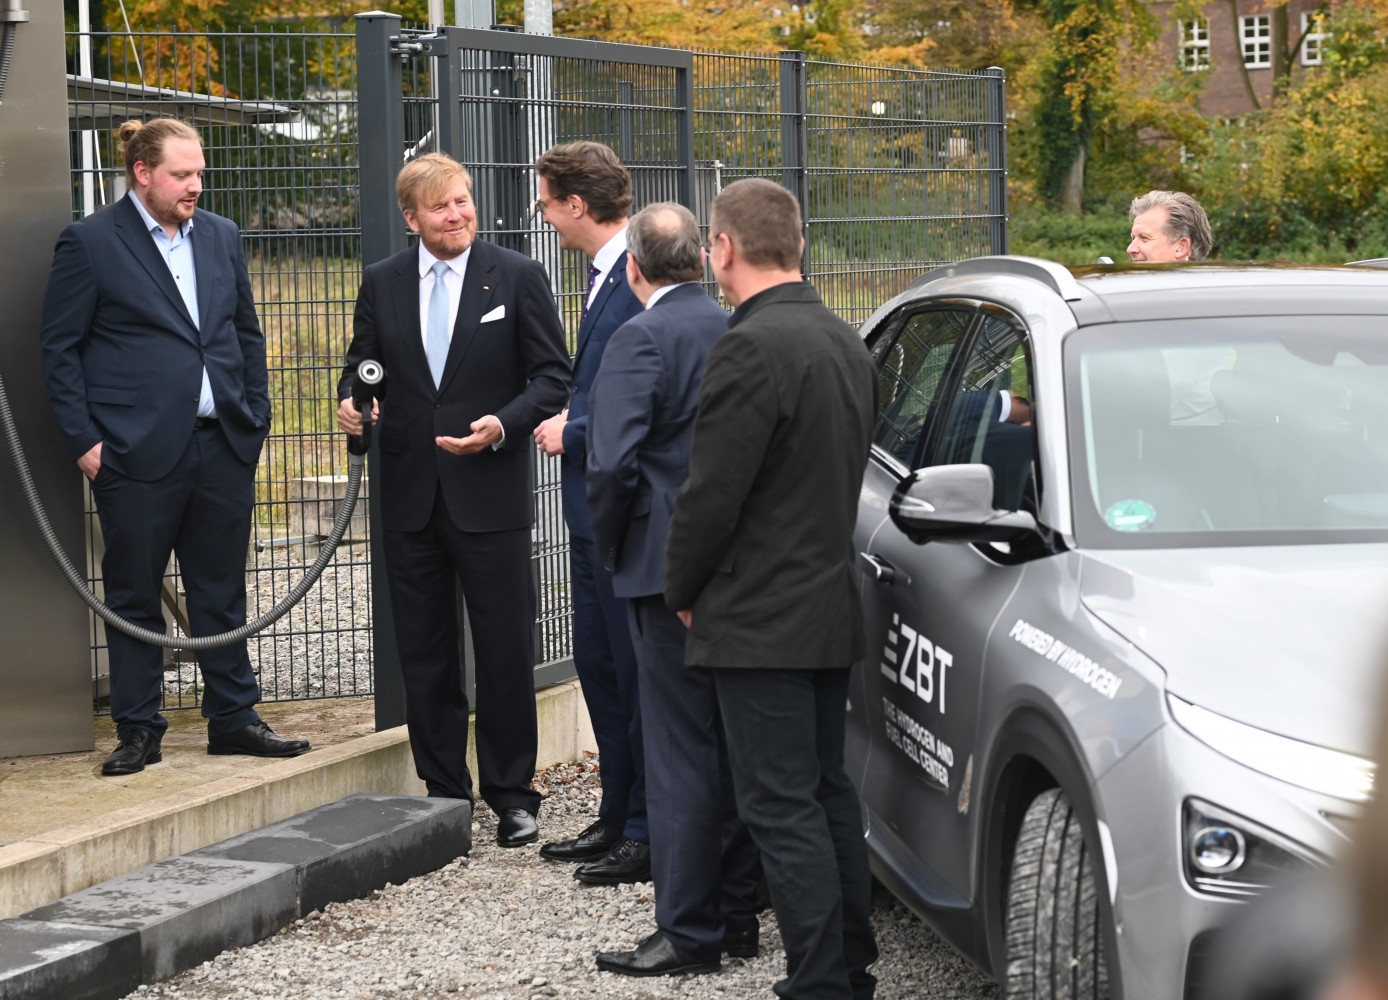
[337,153,569,848]
[665,179,880,999]
[40,117,309,776]
[586,203,762,976]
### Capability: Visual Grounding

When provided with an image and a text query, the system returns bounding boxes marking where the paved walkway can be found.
[0,697,376,846]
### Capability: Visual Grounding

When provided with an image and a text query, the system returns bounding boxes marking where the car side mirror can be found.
[890,465,1038,544]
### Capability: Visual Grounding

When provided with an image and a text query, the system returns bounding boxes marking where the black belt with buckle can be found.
[194,416,220,430]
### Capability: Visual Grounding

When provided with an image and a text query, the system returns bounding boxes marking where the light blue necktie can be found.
[426,260,451,388]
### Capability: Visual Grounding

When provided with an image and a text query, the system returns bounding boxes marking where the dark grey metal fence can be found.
[64,21,1006,719]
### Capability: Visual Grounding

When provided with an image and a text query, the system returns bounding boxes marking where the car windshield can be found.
[1066,317,1388,547]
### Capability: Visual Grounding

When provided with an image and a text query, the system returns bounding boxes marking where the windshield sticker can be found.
[1009,619,1124,699]
[1104,499,1157,532]
[879,613,957,791]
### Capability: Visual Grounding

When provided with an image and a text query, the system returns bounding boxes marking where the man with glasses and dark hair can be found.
[532,141,651,885]
[587,202,762,976]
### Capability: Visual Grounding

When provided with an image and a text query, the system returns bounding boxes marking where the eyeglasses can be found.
[703,232,725,252]
[529,197,551,221]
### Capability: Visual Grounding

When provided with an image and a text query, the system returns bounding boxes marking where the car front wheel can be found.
[1004,787,1111,1000]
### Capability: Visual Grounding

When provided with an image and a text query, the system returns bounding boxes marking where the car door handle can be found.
[859,552,909,586]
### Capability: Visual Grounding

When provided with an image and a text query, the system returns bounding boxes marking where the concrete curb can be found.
[0,678,593,921]
[1,794,474,1000]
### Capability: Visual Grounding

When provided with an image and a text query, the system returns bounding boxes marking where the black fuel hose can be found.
[0,365,367,650]
[0,23,15,104]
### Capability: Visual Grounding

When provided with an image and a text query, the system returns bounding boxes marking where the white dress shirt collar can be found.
[128,190,194,238]
[418,243,471,281]
[591,227,628,283]
[645,280,698,310]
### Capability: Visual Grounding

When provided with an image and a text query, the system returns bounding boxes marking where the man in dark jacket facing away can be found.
[665,178,879,999]
[586,202,762,977]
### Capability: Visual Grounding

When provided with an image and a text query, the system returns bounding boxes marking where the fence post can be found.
[985,65,1008,255]
[355,11,409,731]
[357,13,409,265]
[778,50,810,273]
[618,80,635,163]
[675,60,695,211]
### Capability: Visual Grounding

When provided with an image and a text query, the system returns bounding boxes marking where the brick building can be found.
[1148,1,1336,116]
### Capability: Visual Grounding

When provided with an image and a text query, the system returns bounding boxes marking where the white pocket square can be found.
[480,305,506,323]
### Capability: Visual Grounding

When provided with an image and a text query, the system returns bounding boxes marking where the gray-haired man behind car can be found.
[1127,189,1213,263]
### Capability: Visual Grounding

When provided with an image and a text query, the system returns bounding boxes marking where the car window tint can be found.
[931,315,1036,511]
[871,309,972,466]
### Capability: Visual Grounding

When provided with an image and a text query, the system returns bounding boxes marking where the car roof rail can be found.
[907,256,1085,301]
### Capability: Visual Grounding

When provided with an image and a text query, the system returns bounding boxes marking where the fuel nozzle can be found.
[346,359,384,458]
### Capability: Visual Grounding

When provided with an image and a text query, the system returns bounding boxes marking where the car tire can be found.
[1004,787,1110,1000]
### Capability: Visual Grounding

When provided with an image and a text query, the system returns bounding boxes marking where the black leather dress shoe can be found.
[496,808,540,848]
[596,930,720,977]
[723,924,760,958]
[539,819,621,862]
[207,721,311,758]
[101,730,162,776]
[574,837,652,885]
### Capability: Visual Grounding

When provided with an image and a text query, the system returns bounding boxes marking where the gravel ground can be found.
[126,758,1000,1000]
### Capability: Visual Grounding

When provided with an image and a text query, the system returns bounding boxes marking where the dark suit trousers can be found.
[629,595,761,960]
[383,485,541,815]
[90,424,262,740]
[712,667,879,1000]
[569,539,647,842]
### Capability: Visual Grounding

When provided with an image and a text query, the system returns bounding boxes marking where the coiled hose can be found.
[0,23,15,104]
[0,363,365,650]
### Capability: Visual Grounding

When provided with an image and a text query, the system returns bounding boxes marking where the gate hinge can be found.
[389,32,447,59]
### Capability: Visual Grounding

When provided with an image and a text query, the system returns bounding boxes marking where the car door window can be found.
[871,309,974,467]
[931,314,1037,512]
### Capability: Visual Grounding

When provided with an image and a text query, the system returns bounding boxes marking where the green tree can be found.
[861,0,1041,71]
[544,0,781,49]
[1027,0,1156,213]
[1195,0,1388,257]
[779,0,866,60]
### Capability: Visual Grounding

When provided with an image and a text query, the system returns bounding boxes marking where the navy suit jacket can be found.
[338,241,570,534]
[40,196,270,481]
[586,284,729,599]
[560,250,643,541]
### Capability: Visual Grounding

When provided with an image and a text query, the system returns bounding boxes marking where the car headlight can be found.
[1168,694,1375,803]
[1183,799,1320,898]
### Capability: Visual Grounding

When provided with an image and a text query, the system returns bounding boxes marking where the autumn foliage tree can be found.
[1193,0,1388,256]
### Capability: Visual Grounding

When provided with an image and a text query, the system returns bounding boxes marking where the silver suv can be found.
[847,257,1386,999]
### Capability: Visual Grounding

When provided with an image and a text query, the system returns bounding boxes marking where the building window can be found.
[1301,10,1330,66]
[1181,18,1210,72]
[1240,14,1271,69]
